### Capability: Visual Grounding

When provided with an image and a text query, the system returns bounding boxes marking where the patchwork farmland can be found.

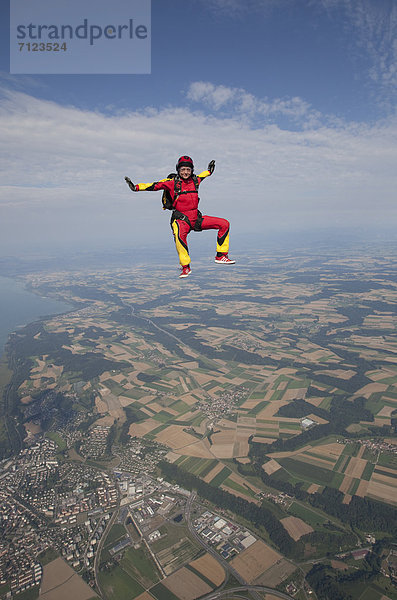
[5,250,397,600]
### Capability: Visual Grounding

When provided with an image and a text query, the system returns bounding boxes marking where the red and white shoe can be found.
[179,265,191,278]
[214,254,235,264]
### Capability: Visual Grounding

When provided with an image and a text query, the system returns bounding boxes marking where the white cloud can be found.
[318,0,397,105]
[199,0,286,18]
[0,87,396,252]
[200,0,397,110]
[186,82,322,127]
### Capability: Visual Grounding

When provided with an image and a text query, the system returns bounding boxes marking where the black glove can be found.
[167,173,177,179]
[208,160,215,174]
[124,176,136,191]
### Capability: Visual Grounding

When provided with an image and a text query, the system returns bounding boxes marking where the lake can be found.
[0,275,73,357]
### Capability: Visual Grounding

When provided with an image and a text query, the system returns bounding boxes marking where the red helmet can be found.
[176,155,194,172]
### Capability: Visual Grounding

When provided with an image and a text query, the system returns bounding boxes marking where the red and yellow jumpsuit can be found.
[135,170,230,267]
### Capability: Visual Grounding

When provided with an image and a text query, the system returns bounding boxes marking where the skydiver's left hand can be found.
[208,160,215,174]
[125,176,136,191]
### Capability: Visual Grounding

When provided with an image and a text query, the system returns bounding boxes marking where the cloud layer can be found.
[0,86,396,251]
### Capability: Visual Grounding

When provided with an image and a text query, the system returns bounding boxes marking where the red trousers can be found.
[171,215,230,266]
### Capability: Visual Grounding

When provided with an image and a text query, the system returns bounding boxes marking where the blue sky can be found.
[0,0,396,255]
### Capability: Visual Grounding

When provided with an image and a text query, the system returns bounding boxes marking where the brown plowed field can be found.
[271,445,313,458]
[129,418,162,437]
[367,481,397,505]
[189,553,225,586]
[311,443,344,458]
[176,441,213,458]
[263,459,281,475]
[257,399,287,418]
[211,444,234,458]
[294,454,334,469]
[339,475,353,494]
[374,465,397,475]
[307,483,321,494]
[371,473,397,487]
[230,540,281,582]
[228,472,261,494]
[357,445,365,459]
[344,457,367,479]
[162,566,212,600]
[221,484,261,505]
[254,559,296,587]
[252,436,277,444]
[40,558,98,600]
[355,383,388,397]
[280,516,314,541]
[377,406,395,417]
[356,480,369,497]
[155,425,202,448]
[203,462,224,483]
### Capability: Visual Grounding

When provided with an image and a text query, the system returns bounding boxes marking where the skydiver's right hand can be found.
[207,160,215,174]
[124,176,136,191]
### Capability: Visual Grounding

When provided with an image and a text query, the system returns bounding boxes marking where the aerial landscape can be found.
[1,0,397,598]
[0,246,396,600]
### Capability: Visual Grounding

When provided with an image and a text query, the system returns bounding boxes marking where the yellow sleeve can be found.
[136,177,173,191]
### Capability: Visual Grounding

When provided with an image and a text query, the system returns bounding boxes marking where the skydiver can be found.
[125,156,235,278]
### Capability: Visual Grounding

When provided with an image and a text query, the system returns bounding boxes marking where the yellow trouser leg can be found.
[216,231,230,254]
[172,221,191,266]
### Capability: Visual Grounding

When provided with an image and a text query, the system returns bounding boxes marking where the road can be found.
[200,585,296,600]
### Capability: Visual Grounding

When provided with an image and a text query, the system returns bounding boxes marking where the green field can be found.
[334,454,349,472]
[10,586,40,600]
[361,461,375,481]
[374,467,397,480]
[249,392,267,400]
[288,502,327,527]
[150,523,196,553]
[247,400,269,415]
[179,455,204,474]
[98,565,144,600]
[377,452,397,470]
[169,399,191,413]
[281,422,302,430]
[348,478,360,495]
[145,423,170,437]
[342,443,361,457]
[319,397,332,410]
[153,410,175,423]
[120,545,160,587]
[222,476,257,498]
[341,456,352,473]
[362,447,377,462]
[305,450,335,463]
[150,582,180,600]
[45,431,67,450]
[198,459,219,478]
[278,457,344,487]
[209,466,232,487]
[104,523,126,548]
